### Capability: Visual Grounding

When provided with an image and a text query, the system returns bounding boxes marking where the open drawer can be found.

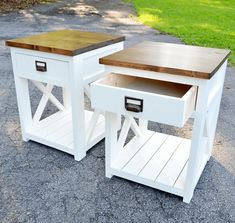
[91,73,197,127]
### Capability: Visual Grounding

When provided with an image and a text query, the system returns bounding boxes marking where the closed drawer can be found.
[91,73,197,127]
[15,53,69,86]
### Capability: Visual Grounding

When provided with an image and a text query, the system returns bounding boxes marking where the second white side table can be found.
[91,41,230,203]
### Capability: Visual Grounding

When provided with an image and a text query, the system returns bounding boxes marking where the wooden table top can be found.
[100,41,230,79]
[6,30,125,56]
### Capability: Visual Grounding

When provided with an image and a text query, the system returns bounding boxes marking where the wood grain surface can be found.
[100,41,231,79]
[6,30,125,56]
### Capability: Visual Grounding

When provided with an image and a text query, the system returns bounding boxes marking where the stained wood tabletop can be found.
[6,30,125,56]
[100,41,231,79]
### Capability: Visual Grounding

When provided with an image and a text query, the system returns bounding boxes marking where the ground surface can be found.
[131,0,235,65]
[0,0,234,222]
[0,0,55,12]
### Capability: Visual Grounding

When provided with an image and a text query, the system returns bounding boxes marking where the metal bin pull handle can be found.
[35,61,47,72]
[125,96,143,113]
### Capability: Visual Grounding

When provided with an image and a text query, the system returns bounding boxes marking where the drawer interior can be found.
[98,73,192,98]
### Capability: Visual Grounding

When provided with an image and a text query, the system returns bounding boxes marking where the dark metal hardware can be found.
[35,61,47,72]
[125,96,143,113]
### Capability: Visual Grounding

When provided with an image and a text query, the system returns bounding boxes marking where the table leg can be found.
[69,59,86,161]
[183,81,209,203]
[205,62,227,159]
[105,112,119,178]
[11,51,32,142]
[13,76,32,142]
[62,87,71,110]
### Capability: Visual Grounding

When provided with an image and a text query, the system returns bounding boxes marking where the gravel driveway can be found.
[0,0,234,222]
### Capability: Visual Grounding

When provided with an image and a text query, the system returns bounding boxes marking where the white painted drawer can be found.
[15,53,69,86]
[91,73,197,127]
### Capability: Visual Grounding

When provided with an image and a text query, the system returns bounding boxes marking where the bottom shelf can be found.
[111,131,208,197]
[26,110,105,155]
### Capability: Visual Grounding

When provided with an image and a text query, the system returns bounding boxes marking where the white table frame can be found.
[10,41,124,161]
[103,60,227,203]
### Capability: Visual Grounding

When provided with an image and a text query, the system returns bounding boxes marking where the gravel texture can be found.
[0,0,234,222]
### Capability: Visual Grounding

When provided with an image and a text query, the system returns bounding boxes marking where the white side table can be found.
[6,29,124,161]
[91,41,230,203]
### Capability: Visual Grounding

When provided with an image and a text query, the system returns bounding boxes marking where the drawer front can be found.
[15,53,69,85]
[91,81,197,127]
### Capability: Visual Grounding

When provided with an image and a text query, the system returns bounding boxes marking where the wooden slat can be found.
[48,121,73,142]
[31,111,68,131]
[174,163,188,190]
[112,130,154,170]
[6,30,125,56]
[138,135,182,180]
[100,41,230,79]
[123,133,168,175]
[61,112,104,147]
[32,112,71,137]
[156,139,191,186]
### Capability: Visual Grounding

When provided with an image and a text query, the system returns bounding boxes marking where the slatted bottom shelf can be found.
[26,110,105,155]
[111,131,192,197]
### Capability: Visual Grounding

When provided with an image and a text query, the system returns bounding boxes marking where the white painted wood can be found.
[110,132,192,197]
[91,74,197,127]
[32,81,65,111]
[63,87,71,109]
[111,167,184,197]
[86,109,102,144]
[139,135,182,181]
[156,139,190,186]
[92,58,227,203]
[30,111,70,134]
[85,120,105,150]
[106,65,205,86]
[206,61,227,157]
[117,117,131,149]
[11,51,32,141]
[28,110,105,154]
[123,132,168,175]
[112,130,154,170]
[10,41,124,161]
[138,119,148,133]
[183,81,209,203]
[105,112,120,178]
[174,163,188,191]
[68,57,86,161]
[15,52,69,86]
[128,116,142,137]
[33,83,54,122]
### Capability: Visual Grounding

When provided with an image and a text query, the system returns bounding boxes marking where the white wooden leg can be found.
[69,59,86,161]
[183,82,209,203]
[11,50,32,142]
[205,93,222,160]
[105,112,119,178]
[62,87,71,110]
[86,109,102,144]
[13,77,32,142]
[206,66,226,159]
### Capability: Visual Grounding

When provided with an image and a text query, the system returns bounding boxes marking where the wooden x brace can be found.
[32,81,65,122]
[118,115,142,149]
